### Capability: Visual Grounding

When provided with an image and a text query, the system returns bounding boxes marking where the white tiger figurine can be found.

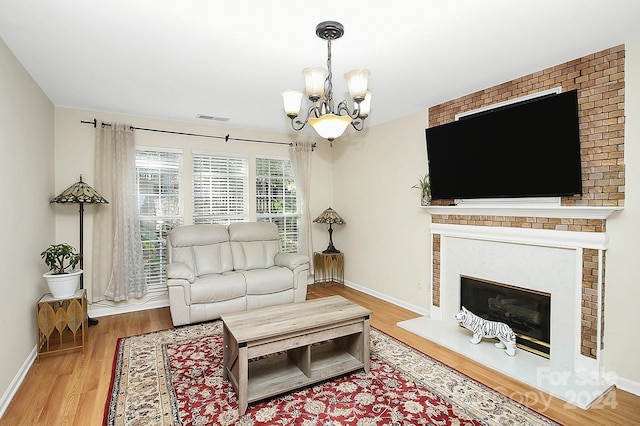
[455,306,517,356]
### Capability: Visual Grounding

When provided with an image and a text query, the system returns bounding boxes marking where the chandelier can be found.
[282,21,371,143]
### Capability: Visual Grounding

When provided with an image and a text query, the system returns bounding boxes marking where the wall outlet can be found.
[417,279,424,290]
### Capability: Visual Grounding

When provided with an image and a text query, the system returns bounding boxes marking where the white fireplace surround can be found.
[398,205,621,409]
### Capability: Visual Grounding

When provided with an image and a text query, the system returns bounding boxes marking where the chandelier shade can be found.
[344,69,370,101]
[358,92,372,118]
[309,114,352,141]
[282,21,371,143]
[282,89,304,118]
[303,67,329,100]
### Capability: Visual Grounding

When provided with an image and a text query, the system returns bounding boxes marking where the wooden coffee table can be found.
[221,295,371,415]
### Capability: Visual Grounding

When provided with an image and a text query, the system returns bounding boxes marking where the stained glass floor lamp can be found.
[51,175,109,327]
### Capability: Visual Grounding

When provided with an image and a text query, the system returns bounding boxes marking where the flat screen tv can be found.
[425,89,582,201]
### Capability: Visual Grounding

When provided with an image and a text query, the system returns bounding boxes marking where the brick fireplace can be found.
[399,45,626,409]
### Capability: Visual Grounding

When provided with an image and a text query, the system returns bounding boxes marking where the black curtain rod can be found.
[80,118,315,150]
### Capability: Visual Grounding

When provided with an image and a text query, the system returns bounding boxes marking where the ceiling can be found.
[2,0,640,139]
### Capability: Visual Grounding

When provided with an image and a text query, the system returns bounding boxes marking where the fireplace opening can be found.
[460,276,551,358]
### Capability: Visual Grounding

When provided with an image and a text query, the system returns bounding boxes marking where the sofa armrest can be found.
[167,262,196,283]
[275,253,309,302]
[167,263,195,308]
[275,252,309,270]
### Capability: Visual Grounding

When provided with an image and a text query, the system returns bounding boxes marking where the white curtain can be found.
[92,123,147,302]
[289,141,314,263]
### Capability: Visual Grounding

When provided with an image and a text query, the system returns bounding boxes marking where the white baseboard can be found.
[615,375,640,397]
[343,280,429,316]
[0,346,36,419]
[88,294,170,318]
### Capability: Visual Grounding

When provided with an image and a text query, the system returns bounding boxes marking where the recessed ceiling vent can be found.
[197,114,230,122]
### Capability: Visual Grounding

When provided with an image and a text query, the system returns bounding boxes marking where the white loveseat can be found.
[166,222,309,326]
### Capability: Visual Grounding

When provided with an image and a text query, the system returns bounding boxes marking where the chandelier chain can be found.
[325,39,334,115]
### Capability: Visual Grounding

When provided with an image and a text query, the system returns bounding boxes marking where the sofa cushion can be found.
[246,291,294,310]
[193,243,233,276]
[189,272,246,303]
[228,222,279,241]
[231,240,280,270]
[229,222,281,270]
[169,224,233,276]
[239,267,293,295]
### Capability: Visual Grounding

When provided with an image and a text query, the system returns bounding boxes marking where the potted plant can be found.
[413,174,431,206]
[41,243,83,298]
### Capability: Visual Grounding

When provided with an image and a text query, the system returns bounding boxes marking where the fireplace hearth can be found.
[460,276,550,358]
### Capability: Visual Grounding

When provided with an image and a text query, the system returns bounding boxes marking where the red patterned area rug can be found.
[104,321,558,425]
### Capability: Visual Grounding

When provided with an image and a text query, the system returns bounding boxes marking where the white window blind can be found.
[136,148,183,293]
[193,152,248,224]
[256,157,299,252]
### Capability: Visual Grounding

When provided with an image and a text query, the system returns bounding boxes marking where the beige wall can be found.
[53,108,335,309]
[605,39,640,386]
[0,38,54,406]
[332,111,431,313]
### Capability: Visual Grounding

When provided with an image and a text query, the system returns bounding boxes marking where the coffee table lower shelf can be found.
[236,340,364,404]
[221,296,371,415]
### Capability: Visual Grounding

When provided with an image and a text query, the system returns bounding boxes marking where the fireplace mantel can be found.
[423,204,622,220]
[430,223,609,249]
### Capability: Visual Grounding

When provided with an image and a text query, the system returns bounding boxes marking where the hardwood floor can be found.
[0,307,174,426]
[1,284,639,425]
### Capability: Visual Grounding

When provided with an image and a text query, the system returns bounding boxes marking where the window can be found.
[134,150,296,292]
[136,148,183,293]
[256,157,299,252]
[193,152,248,224]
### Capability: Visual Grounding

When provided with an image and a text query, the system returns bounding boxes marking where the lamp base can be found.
[322,223,342,254]
[322,241,341,254]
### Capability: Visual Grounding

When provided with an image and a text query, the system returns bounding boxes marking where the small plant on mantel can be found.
[412,174,431,206]
[41,243,82,274]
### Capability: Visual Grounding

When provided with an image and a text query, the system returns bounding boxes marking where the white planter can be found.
[42,269,83,298]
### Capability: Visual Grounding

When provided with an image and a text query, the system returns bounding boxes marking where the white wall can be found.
[332,111,431,314]
[53,108,335,310]
[0,38,55,412]
[604,40,640,388]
